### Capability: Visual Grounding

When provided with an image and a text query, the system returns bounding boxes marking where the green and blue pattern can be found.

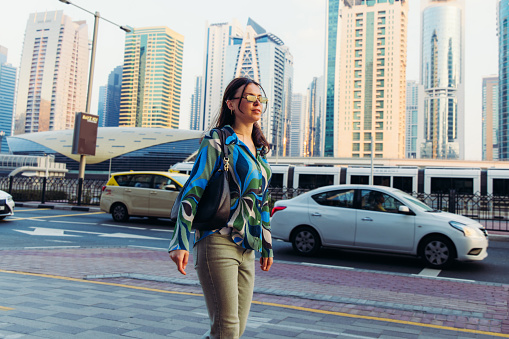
[168,125,273,258]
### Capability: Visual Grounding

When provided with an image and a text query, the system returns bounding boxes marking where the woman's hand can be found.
[169,249,189,275]
[259,257,273,272]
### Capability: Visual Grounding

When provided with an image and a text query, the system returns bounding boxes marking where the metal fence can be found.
[0,176,105,206]
[268,187,509,232]
[2,176,508,232]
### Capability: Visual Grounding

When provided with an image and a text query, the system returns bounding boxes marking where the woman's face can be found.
[229,83,264,124]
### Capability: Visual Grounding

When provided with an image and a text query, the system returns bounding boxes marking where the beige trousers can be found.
[193,233,255,339]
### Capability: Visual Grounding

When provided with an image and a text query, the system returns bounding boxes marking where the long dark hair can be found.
[212,77,270,153]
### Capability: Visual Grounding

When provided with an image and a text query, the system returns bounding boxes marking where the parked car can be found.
[0,190,15,220]
[271,185,488,268]
[100,171,189,222]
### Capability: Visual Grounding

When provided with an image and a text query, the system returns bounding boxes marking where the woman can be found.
[169,77,273,339]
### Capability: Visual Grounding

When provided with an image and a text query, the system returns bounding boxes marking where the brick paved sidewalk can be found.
[0,246,508,338]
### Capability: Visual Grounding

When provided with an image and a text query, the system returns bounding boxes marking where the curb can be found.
[15,202,101,212]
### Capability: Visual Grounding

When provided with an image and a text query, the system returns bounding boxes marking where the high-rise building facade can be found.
[419,0,465,160]
[405,80,419,158]
[225,18,294,156]
[326,0,408,158]
[0,46,16,153]
[119,27,184,129]
[200,20,244,130]
[482,76,499,161]
[14,11,89,135]
[97,86,107,127]
[104,65,123,127]
[290,93,306,157]
[324,0,341,157]
[303,77,325,157]
[189,76,203,130]
[499,0,509,159]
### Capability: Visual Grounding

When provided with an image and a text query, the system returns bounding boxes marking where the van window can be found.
[132,174,152,188]
[115,174,133,186]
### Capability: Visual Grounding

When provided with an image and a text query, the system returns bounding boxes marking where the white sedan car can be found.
[271,185,488,268]
[0,189,15,220]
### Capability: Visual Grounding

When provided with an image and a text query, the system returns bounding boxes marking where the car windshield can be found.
[395,190,434,211]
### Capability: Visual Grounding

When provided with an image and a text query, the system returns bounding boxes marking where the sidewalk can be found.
[1,245,508,338]
[2,203,508,338]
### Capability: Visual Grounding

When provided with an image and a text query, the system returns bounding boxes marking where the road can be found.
[2,207,509,285]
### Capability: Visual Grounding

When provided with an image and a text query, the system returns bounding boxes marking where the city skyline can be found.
[0,0,499,160]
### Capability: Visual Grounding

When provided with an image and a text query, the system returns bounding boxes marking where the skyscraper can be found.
[119,27,184,128]
[419,0,465,160]
[482,76,499,161]
[200,20,244,130]
[14,11,89,135]
[303,77,325,157]
[104,65,123,127]
[326,0,408,158]
[97,86,107,127]
[324,0,340,157]
[225,18,294,156]
[189,76,203,130]
[0,46,16,153]
[290,93,306,157]
[406,80,419,158]
[499,0,509,159]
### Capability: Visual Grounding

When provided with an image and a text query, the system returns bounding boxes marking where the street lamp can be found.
[58,0,130,180]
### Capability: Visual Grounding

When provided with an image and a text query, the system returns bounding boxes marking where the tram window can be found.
[374,176,390,187]
[270,173,284,188]
[430,178,473,194]
[393,176,413,193]
[351,175,369,185]
[298,174,334,189]
[493,179,509,196]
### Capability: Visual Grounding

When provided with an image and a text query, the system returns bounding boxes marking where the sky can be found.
[0,0,499,161]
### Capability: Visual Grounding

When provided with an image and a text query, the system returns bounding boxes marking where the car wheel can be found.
[0,216,6,220]
[419,236,456,268]
[291,226,321,256]
[111,203,130,222]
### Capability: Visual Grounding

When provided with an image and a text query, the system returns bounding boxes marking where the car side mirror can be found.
[398,205,411,214]
[165,184,177,191]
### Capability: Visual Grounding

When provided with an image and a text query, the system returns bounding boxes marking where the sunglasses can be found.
[234,95,269,104]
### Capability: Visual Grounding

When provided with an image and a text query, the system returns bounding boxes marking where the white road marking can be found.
[14,228,79,237]
[13,227,168,240]
[49,220,96,225]
[417,268,441,277]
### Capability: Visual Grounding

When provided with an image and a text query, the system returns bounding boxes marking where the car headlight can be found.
[6,195,13,202]
[449,221,475,237]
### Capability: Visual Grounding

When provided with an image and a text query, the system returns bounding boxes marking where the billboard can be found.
[71,113,98,156]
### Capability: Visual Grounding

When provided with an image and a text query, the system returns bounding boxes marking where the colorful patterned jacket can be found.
[168,125,273,258]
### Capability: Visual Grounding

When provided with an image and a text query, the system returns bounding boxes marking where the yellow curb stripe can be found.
[0,306,14,311]
[12,211,105,220]
[1,269,508,338]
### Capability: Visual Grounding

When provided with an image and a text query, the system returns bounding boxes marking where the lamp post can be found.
[58,0,130,180]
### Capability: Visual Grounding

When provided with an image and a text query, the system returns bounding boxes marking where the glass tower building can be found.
[104,65,123,127]
[326,0,408,158]
[419,0,465,160]
[200,20,244,131]
[14,11,89,135]
[119,27,184,129]
[225,18,294,156]
[499,0,509,160]
[189,76,203,130]
[0,46,16,153]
